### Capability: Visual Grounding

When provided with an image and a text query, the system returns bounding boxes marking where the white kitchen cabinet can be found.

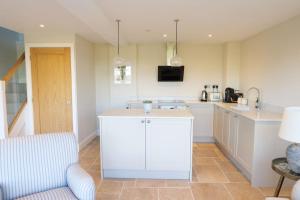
[101,117,146,170]
[213,104,290,187]
[189,104,213,142]
[236,116,255,172]
[222,110,230,150]
[99,109,193,180]
[213,105,223,143]
[146,118,191,171]
[228,113,239,156]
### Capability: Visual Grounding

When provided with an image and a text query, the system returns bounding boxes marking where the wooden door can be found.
[31,47,73,133]
[146,118,191,171]
[101,117,146,170]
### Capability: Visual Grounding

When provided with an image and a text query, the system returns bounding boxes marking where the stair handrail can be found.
[2,52,25,82]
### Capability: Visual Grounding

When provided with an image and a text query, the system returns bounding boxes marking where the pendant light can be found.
[170,19,183,66]
[113,19,125,67]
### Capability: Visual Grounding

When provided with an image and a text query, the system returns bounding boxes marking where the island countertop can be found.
[98,109,194,119]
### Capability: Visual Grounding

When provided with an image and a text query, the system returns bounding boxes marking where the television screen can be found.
[158,66,184,82]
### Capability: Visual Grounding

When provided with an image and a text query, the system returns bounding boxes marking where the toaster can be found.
[208,92,222,102]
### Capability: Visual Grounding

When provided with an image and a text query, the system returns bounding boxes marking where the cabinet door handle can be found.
[141,120,145,123]
[147,120,151,123]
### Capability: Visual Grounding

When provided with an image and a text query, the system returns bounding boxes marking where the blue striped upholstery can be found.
[16,187,77,200]
[67,164,95,200]
[0,133,95,200]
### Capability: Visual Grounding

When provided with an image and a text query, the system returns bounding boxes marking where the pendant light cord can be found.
[116,19,120,56]
[175,19,179,56]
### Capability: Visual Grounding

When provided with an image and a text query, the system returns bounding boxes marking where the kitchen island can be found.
[98,109,194,180]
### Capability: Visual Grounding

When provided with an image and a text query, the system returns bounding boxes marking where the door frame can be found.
[25,43,78,140]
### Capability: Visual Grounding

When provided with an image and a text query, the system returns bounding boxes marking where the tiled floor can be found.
[80,137,292,200]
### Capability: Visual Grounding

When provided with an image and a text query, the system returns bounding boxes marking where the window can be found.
[114,65,131,84]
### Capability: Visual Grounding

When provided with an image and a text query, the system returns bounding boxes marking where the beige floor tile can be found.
[225,183,264,200]
[164,180,190,187]
[193,157,218,166]
[135,179,166,187]
[216,160,238,173]
[159,188,193,200]
[96,192,120,200]
[259,187,292,198]
[194,165,229,183]
[194,149,218,157]
[120,188,158,200]
[98,180,124,194]
[191,183,232,200]
[224,172,249,183]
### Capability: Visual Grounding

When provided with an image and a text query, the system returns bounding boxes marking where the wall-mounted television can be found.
[157,66,184,82]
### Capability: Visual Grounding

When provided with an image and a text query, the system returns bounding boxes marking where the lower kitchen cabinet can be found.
[235,116,254,172]
[213,105,223,143]
[101,117,146,170]
[228,113,239,156]
[222,110,230,151]
[99,112,193,180]
[213,104,290,187]
[146,118,191,171]
[188,103,214,142]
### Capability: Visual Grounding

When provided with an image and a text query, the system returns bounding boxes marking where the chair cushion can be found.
[0,133,78,199]
[16,187,78,200]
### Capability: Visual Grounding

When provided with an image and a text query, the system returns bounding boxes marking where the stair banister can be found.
[0,81,8,139]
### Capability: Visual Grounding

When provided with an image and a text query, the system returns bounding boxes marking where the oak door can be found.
[31,47,73,133]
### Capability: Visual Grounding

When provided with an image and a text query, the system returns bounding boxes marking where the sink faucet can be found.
[246,87,261,110]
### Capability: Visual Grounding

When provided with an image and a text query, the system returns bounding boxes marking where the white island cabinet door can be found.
[146,118,192,171]
[101,117,146,170]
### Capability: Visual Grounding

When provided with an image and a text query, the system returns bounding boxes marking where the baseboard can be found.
[193,136,215,143]
[79,130,97,150]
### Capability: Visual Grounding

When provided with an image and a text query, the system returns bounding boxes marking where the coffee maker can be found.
[224,87,243,103]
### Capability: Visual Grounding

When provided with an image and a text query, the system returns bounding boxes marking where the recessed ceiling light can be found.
[208,34,213,38]
[163,34,167,38]
[39,24,45,28]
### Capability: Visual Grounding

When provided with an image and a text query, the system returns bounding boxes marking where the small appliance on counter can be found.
[224,87,243,103]
[200,85,208,102]
[208,85,222,102]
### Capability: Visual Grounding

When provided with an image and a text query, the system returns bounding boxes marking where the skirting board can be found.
[79,130,97,150]
[103,170,190,180]
[193,136,215,143]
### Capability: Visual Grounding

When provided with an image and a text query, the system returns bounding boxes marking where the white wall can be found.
[95,43,224,111]
[223,42,241,90]
[75,35,97,145]
[240,15,300,107]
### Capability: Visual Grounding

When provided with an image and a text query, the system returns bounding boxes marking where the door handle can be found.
[147,120,151,124]
[141,120,145,123]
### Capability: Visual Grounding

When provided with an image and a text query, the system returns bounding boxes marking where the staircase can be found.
[0,52,27,138]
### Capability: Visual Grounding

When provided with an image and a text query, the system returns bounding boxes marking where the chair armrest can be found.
[67,164,95,200]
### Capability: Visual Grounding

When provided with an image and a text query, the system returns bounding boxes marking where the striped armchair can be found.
[0,133,95,200]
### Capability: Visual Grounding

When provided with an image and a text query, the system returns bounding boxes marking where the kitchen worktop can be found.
[126,99,282,122]
[214,102,282,122]
[99,109,194,119]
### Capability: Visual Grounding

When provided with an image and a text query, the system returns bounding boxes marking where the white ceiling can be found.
[1,0,300,44]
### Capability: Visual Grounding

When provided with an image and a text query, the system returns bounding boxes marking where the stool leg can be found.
[274,176,285,197]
